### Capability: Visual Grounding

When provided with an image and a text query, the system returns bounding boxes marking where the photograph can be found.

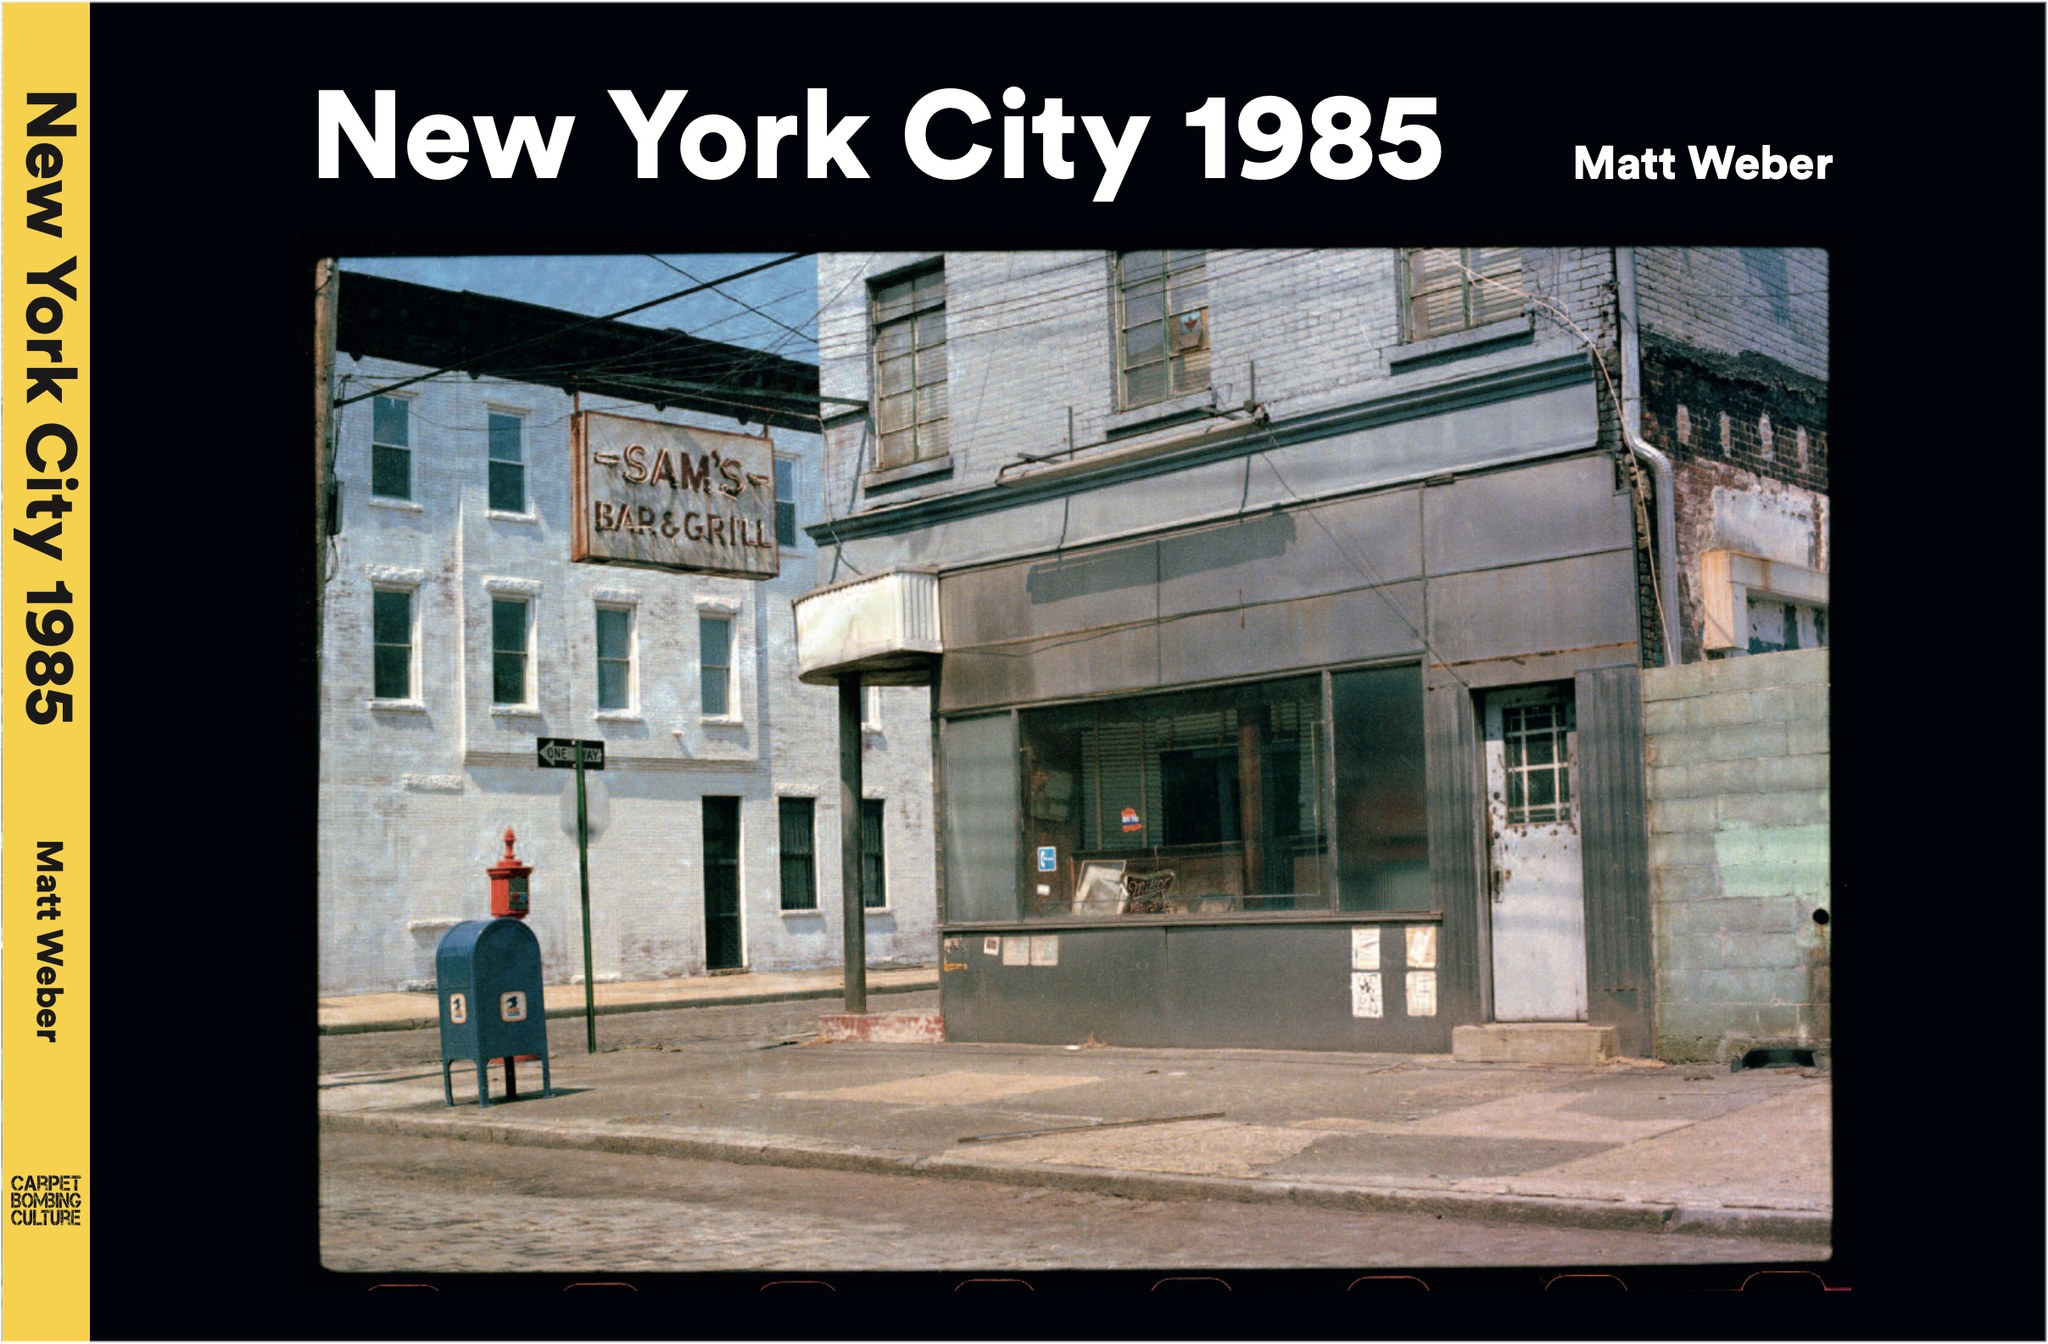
[312,244,1834,1278]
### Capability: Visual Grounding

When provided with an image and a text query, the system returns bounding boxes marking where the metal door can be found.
[1482,686,1586,1021]
[702,796,744,971]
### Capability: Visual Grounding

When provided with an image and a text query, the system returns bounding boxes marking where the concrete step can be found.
[1453,1023,1618,1065]
[817,1010,946,1044]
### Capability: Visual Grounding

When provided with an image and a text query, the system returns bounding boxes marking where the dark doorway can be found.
[702,796,743,970]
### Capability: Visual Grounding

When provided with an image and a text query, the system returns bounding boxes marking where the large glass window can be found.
[1018,676,1326,919]
[1330,665,1430,911]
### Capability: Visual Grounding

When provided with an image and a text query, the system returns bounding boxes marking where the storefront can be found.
[916,450,1657,1054]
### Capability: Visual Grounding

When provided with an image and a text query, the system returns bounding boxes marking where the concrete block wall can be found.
[816,248,1620,523]
[320,353,935,995]
[1641,648,1829,1061]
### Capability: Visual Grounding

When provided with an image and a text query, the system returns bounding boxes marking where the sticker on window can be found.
[1037,846,1057,872]
[1120,807,1143,833]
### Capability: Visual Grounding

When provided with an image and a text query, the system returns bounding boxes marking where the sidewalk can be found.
[317,965,939,1034]
[317,986,1832,1249]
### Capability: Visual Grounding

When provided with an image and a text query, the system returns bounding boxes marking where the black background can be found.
[81,3,2043,1338]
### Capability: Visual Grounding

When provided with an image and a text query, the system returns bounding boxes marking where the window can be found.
[1017,676,1327,919]
[487,410,525,511]
[371,395,411,499]
[371,587,414,699]
[1400,247,1523,341]
[778,798,817,911]
[1747,597,1828,655]
[1500,699,1571,826]
[491,597,529,706]
[774,456,798,547]
[871,264,947,469]
[860,799,887,908]
[1116,249,1209,407]
[700,613,733,717]
[595,605,633,712]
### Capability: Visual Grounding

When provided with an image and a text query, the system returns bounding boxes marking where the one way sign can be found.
[537,738,605,770]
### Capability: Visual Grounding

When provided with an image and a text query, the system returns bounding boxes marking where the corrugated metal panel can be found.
[1426,682,1489,1025]
[1575,664,1654,1057]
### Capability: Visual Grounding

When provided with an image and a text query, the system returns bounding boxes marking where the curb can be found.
[318,979,938,1036]
[320,1108,1831,1246]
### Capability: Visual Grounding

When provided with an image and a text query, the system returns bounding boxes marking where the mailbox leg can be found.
[505,1056,518,1101]
[540,1054,553,1099]
[442,1061,454,1108]
[476,1059,492,1109]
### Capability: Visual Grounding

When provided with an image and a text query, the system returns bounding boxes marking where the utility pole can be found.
[839,674,867,1013]
[313,259,339,690]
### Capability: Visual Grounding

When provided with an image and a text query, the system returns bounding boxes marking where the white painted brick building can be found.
[318,275,935,995]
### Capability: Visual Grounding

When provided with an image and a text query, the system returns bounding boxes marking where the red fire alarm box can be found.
[488,827,533,919]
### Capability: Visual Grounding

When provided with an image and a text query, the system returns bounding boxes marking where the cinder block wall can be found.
[1641,648,1829,1061]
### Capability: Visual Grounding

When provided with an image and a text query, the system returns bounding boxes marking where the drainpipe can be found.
[1615,246,1682,665]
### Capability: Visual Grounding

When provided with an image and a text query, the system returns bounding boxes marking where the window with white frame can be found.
[871,263,947,470]
[700,612,734,718]
[774,456,799,547]
[1116,249,1209,408]
[371,395,412,499]
[1400,247,1523,341]
[487,410,525,512]
[778,797,818,911]
[595,604,634,712]
[491,597,530,706]
[371,586,415,699]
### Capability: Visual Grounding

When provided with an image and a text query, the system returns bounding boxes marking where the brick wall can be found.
[1635,246,1827,382]
[1633,248,1829,664]
[1641,648,1829,1062]
[816,247,1622,520]
[320,354,936,995]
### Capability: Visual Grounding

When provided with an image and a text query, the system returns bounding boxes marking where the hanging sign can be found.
[571,409,781,579]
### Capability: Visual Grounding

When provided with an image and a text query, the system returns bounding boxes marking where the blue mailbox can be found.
[436,918,552,1107]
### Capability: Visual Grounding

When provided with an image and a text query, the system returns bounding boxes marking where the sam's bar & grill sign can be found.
[571,410,780,579]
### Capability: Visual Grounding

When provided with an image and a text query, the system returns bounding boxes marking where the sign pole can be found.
[576,751,597,1053]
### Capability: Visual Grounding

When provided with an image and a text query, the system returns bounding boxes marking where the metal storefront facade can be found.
[930,450,1657,1052]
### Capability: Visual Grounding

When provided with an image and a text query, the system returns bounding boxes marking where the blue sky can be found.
[338,253,820,363]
